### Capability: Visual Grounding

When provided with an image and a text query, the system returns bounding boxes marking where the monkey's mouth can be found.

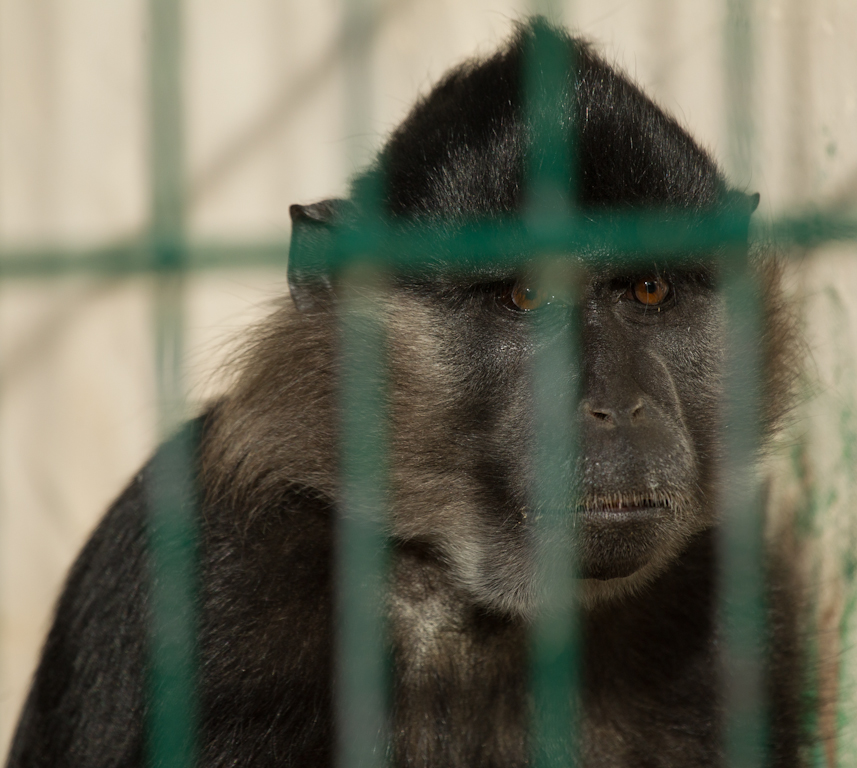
[579,494,672,522]
[575,494,676,580]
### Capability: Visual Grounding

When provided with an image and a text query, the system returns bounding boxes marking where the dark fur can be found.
[7,22,805,768]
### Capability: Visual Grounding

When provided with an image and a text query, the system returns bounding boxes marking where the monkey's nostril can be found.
[587,406,614,424]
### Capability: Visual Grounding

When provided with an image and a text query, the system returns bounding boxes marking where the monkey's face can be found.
[386,261,725,615]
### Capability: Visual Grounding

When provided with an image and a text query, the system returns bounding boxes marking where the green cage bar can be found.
[337,261,390,768]
[529,261,580,768]
[524,17,579,768]
[722,1,768,765]
[336,2,390,767]
[146,0,199,766]
[721,254,767,767]
[2,211,857,280]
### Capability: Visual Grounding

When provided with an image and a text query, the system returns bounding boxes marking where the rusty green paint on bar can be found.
[817,285,857,767]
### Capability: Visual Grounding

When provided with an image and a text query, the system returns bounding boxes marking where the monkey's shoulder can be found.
[6,460,152,767]
[7,421,336,768]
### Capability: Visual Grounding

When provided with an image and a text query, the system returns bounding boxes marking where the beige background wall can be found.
[0,0,855,761]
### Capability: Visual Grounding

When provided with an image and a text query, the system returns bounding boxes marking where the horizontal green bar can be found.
[0,240,288,278]
[0,211,855,280]
[296,210,756,275]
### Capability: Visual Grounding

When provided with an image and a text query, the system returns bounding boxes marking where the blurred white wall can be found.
[0,0,855,760]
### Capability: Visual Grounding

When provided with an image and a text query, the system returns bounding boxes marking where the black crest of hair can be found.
[367,19,725,219]
[8,19,807,768]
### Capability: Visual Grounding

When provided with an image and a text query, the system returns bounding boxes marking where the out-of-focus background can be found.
[0,0,855,762]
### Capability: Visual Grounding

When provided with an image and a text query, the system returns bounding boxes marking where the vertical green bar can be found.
[530,264,579,768]
[722,2,767,767]
[337,264,389,768]
[342,0,376,177]
[337,2,388,768]
[147,1,197,767]
[724,0,755,189]
[721,258,766,768]
[524,17,579,768]
[150,0,184,243]
[524,17,574,223]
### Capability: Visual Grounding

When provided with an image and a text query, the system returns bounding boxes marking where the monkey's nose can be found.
[583,399,646,427]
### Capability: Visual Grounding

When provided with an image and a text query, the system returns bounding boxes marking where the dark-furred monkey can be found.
[8,20,804,768]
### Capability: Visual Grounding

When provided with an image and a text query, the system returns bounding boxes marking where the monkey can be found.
[6,19,805,768]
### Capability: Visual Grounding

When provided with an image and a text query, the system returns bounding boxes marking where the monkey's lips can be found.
[581,497,667,522]
[577,498,673,580]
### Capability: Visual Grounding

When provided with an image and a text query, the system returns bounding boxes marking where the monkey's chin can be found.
[579,561,647,580]
[576,567,663,608]
[575,505,688,605]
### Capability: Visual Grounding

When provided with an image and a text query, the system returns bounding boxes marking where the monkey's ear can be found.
[722,190,761,217]
[288,199,354,312]
[748,192,761,213]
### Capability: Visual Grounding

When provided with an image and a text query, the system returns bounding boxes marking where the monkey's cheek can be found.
[576,511,682,581]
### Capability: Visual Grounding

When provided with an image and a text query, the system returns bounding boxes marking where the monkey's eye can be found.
[506,282,552,311]
[626,276,671,307]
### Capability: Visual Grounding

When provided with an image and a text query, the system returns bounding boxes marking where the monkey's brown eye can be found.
[627,276,670,307]
[509,283,550,311]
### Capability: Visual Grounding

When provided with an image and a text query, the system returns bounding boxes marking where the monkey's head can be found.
[280,23,791,616]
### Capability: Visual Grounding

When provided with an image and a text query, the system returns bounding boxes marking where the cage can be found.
[1,1,856,765]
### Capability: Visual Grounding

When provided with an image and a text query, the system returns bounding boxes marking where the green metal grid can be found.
[2,1,855,766]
